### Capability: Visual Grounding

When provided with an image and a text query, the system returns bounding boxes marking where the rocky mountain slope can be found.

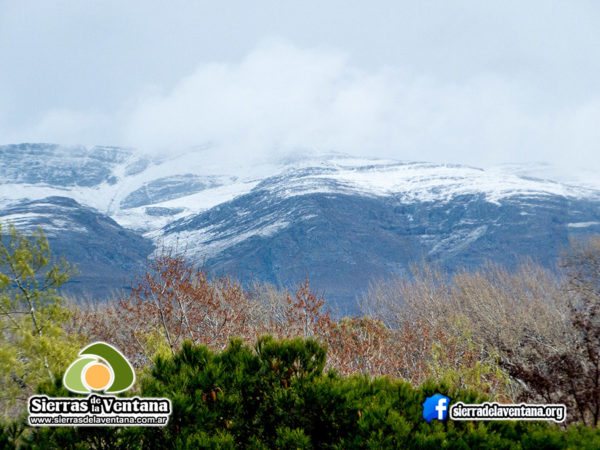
[2,143,599,310]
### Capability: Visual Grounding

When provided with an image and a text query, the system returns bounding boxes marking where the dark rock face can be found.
[145,207,185,216]
[0,196,154,299]
[0,143,137,187]
[121,174,222,209]
[163,188,600,312]
[2,144,600,312]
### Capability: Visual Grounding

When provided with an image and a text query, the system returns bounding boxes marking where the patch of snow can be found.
[567,222,600,228]
[429,225,488,255]
[3,149,600,245]
[153,219,290,259]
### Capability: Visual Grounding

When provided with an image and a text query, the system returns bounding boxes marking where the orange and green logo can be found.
[30,342,169,427]
[63,342,135,394]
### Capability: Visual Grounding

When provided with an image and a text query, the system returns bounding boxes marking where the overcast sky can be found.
[1,0,599,169]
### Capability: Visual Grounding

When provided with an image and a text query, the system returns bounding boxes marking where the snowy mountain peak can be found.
[2,144,600,235]
[2,143,600,307]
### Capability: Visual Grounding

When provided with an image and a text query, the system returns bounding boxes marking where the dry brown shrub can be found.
[325,316,441,383]
[74,254,445,383]
[75,250,259,366]
[73,245,590,412]
[500,235,600,425]
[358,261,571,400]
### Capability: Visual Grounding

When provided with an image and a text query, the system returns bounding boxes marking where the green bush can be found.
[5,336,600,448]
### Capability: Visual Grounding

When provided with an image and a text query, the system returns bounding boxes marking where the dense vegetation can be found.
[1,223,600,447]
[8,337,599,449]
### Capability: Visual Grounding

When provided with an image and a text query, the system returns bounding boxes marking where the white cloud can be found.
[25,109,120,147]
[122,40,600,170]
[0,1,599,170]
[4,37,599,172]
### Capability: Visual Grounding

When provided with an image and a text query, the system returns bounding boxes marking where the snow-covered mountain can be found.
[2,143,600,309]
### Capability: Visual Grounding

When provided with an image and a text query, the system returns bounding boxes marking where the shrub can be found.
[0,224,82,417]
[6,336,600,448]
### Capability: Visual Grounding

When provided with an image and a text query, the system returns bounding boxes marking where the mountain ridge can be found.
[2,143,599,309]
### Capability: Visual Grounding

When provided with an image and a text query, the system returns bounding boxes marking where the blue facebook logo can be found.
[422,393,450,423]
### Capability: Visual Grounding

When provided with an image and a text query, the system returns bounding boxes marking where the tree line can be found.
[1,223,600,447]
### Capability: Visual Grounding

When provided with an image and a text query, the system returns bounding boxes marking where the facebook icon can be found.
[422,393,450,423]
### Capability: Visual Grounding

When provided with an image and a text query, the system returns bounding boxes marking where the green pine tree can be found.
[0,223,82,417]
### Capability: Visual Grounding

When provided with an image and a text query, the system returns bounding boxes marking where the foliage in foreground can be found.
[77,250,509,398]
[9,337,600,449]
[68,234,600,426]
[2,224,600,446]
[365,235,600,425]
[0,224,82,417]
